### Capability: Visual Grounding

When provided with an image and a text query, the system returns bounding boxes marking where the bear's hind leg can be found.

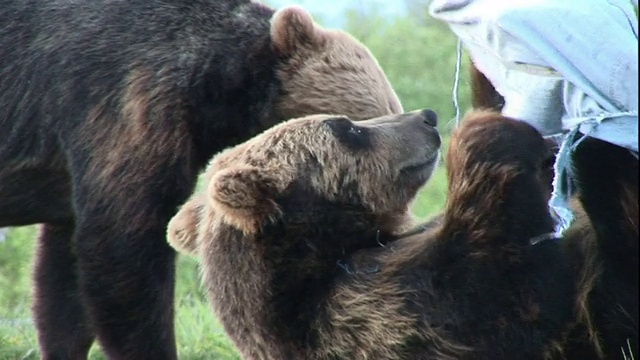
[33,222,95,360]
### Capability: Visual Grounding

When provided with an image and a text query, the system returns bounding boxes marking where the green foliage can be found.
[344,8,472,132]
[0,227,36,310]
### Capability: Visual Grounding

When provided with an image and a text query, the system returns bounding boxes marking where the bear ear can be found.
[167,195,205,257]
[270,6,320,57]
[208,165,284,235]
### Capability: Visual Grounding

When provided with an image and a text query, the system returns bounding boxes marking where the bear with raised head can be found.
[169,108,637,359]
[0,0,403,358]
[169,109,441,359]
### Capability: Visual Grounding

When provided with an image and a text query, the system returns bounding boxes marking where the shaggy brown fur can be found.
[468,64,638,359]
[170,108,637,359]
[273,16,403,121]
[0,1,403,358]
[169,109,441,359]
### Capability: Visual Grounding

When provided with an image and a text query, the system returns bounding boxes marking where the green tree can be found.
[343,7,471,132]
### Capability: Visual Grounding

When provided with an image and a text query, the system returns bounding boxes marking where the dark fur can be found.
[469,63,638,359]
[205,188,406,359]
[1,1,277,358]
[0,0,397,358]
[200,110,638,359]
[566,136,639,358]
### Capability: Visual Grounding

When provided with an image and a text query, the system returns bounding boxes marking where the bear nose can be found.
[421,109,438,127]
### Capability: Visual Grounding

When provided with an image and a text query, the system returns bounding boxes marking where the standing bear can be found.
[0,0,403,358]
[169,109,637,359]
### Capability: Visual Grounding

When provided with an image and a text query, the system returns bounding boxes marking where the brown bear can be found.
[169,108,442,359]
[169,108,636,359]
[564,136,638,359]
[468,62,638,359]
[0,0,403,358]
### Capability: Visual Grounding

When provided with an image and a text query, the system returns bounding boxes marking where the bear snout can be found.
[420,108,438,127]
[403,110,441,149]
[402,109,440,137]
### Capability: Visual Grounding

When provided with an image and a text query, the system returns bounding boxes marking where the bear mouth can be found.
[399,153,440,189]
[400,153,439,174]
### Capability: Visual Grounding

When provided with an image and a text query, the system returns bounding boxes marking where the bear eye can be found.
[325,117,370,151]
[348,126,362,135]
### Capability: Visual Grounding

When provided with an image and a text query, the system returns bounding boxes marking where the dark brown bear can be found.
[563,136,638,359]
[0,0,403,358]
[468,62,638,359]
[169,108,637,359]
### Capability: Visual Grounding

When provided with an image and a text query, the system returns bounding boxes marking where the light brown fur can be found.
[170,111,438,243]
[272,8,403,121]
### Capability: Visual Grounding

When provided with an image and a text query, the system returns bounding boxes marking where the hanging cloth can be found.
[429,0,638,236]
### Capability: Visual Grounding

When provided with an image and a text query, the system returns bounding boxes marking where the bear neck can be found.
[271,187,402,255]
[249,188,402,349]
[190,5,284,167]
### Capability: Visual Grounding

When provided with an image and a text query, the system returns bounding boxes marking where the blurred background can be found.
[0,0,470,358]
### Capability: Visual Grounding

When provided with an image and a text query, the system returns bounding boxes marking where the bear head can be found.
[269,6,403,120]
[168,109,440,255]
[209,109,440,235]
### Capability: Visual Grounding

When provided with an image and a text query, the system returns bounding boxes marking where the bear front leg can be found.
[33,222,95,360]
[64,97,198,358]
[68,164,194,360]
[572,137,639,358]
[73,214,178,360]
[572,137,638,277]
[72,183,184,360]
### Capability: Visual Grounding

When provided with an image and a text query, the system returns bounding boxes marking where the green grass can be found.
[0,236,243,360]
